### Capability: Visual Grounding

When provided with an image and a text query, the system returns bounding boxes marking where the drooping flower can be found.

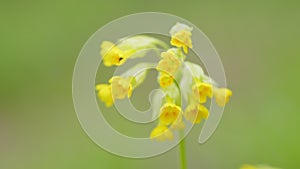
[96,76,134,107]
[213,88,232,107]
[170,23,193,53]
[158,72,174,88]
[192,81,213,103]
[96,84,114,107]
[156,50,181,88]
[100,36,168,67]
[156,50,181,75]
[159,103,182,126]
[109,76,133,99]
[184,104,209,124]
[100,41,128,67]
[150,125,173,141]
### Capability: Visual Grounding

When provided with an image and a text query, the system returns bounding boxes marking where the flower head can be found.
[159,103,182,126]
[109,76,133,99]
[214,88,232,107]
[96,22,233,144]
[192,81,213,103]
[100,41,127,67]
[150,125,173,141]
[96,84,114,107]
[170,23,193,53]
[184,104,209,124]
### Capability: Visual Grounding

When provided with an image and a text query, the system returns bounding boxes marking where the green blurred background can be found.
[1,0,299,169]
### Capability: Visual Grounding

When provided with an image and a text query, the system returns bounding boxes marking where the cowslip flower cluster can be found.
[96,22,232,142]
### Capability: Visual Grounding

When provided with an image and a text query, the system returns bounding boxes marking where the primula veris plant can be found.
[96,22,232,169]
[96,22,232,141]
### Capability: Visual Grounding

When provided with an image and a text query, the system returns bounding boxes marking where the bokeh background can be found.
[1,0,300,169]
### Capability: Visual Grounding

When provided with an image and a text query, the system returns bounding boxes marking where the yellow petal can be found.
[198,104,209,119]
[192,82,213,103]
[170,29,193,53]
[183,45,188,54]
[100,41,125,67]
[171,115,185,130]
[156,51,181,75]
[214,88,232,107]
[150,125,173,141]
[184,104,209,124]
[159,103,182,126]
[109,76,133,99]
[158,72,174,88]
[96,84,114,107]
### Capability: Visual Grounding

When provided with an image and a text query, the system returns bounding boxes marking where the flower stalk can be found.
[179,130,187,169]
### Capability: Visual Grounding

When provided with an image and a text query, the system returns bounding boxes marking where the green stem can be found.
[179,130,187,169]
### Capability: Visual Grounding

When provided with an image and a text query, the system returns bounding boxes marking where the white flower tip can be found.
[169,22,193,35]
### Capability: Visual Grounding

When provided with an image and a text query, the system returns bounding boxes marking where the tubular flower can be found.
[150,125,173,141]
[159,72,174,88]
[170,23,193,53]
[159,103,182,126]
[192,81,213,103]
[100,36,168,67]
[214,88,232,107]
[100,41,128,67]
[184,104,209,124]
[109,76,133,99]
[156,50,181,75]
[96,84,114,107]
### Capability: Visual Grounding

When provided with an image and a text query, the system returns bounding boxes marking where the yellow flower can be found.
[96,84,114,107]
[214,88,232,107]
[100,36,168,67]
[150,125,173,141]
[109,76,133,99]
[184,104,209,124]
[240,165,257,169]
[95,76,134,107]
[159,103,182,126]
[100,41,127,67]
[192,81,213,103]
[171,30,193,53]
[156,50,181,75]
[158,72,174,88]
[169,23,193,53]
